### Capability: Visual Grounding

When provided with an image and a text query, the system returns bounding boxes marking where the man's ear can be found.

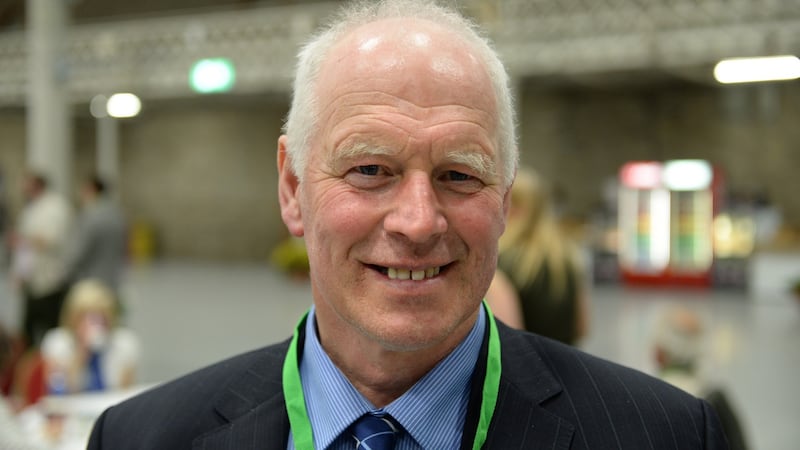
[277,135,304,237]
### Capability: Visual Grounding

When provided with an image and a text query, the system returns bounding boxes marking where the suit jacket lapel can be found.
[193,341,292,450]
[194,393,290,450]
[484,323,575,449]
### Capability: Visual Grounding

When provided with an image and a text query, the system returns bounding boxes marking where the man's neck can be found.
[316,311,479,408]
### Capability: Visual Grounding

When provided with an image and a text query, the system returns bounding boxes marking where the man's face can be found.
[279,19,510,353]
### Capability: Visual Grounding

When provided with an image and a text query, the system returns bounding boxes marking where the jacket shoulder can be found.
[88,339,291,450]
[496,324,728,449]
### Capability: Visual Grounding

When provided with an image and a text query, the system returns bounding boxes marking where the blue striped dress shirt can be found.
[286,306,486,449]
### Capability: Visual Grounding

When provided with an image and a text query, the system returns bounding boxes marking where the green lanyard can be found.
[281,301,502,450]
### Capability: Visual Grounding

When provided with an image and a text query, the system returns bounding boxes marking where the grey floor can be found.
[2,253,799,450]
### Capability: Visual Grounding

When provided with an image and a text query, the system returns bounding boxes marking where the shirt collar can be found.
[300,305,486,449]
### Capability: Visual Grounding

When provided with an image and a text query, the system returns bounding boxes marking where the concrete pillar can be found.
[26,0,72,196]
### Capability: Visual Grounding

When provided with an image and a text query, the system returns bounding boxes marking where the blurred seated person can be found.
[41,280,140,394]
[487,167,590,345]
[0,323,24,398]
[0,323,47,450]
[653,306,749,450]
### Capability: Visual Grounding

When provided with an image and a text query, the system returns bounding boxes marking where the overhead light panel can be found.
[106,93,142,118]
[714,55,800,84]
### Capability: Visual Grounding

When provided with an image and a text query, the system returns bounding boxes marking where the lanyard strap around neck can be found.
[282,302,502,450]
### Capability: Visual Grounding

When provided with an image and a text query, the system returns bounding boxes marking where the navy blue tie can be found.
[350,413,399,450]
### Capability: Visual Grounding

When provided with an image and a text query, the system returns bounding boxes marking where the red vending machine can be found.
[618,160,719,287]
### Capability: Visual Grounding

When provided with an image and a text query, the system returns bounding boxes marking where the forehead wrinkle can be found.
[319,82,495,131]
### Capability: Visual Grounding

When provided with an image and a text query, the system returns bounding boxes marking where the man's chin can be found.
[364,318,462,353]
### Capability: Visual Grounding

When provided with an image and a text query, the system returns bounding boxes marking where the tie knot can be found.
[350,413,399,450]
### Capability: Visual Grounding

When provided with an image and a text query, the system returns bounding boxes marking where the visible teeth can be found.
[387,266,441,280]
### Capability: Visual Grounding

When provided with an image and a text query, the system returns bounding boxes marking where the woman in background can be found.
[41,279,140,394]
[487,167,590,345]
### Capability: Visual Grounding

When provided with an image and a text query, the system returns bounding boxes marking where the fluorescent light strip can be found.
[714,55,800,84]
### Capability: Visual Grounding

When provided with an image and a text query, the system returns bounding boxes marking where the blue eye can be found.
[356,165,380,176]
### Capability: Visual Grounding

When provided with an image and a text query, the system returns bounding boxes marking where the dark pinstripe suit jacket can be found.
[88,321,728,449]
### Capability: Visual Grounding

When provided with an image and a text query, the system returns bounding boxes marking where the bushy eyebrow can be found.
[327,141,395,170]
[339,141,395,160]
[445,150,497,181]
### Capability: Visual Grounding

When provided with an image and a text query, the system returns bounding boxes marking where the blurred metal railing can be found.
[482,0,800,76]
[0,0,798,107]
[0,2,338,106]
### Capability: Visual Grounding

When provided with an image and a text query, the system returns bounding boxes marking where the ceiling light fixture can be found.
[713,55,800,84]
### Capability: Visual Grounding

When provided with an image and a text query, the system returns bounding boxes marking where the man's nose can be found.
[383,173,448,243]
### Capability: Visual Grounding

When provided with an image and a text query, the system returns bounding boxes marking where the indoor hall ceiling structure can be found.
[0,0,798,107]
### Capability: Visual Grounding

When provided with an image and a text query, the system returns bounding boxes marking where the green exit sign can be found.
[190,58,236,93]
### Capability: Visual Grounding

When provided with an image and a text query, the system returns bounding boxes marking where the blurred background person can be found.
[9,172,74,349]
[0,322,47,450]
[63,175,129,306]
[487,167,590,345]
[270,235,309,280]
[652,306,749,450]
[0,166,10,268]
[41,279,140,395]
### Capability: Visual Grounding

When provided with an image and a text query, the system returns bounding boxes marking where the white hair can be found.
[282,0,518,187]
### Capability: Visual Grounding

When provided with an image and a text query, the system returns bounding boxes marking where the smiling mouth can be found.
[369,264,446,280]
